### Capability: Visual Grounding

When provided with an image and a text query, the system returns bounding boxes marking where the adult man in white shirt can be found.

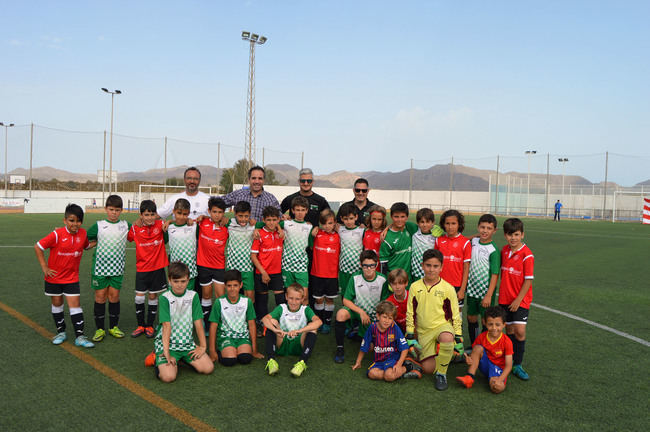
[157,167,210,220]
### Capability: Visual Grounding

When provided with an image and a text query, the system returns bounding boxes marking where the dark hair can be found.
[440,209,465,233]
[291,196,310,210]
[478,213,498,228]
[140,200,157,214]
[233,200,251,214]
[354,178,369,187]
[503,218,524,234]
[365,205,386,230]
[224,269,242,284]
[208,197,226,211]
[248,165,265,179]
[184,167,201,179]
[64,203,84,223]
[319,209,335,224]
[262,206,280,219]
[174,198,190,212]
[168,261,190,279]
[105,194,123,209]
[485,306,506,323]
[388,268,408,285]
[376,300,397,318]
[338,202,357,219]
[416,208,435,223]
[422,248,444,264]
[359,249,378,263]
[390,202,409,217]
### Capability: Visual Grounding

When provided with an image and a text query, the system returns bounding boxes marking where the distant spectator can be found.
[553,200,562,221]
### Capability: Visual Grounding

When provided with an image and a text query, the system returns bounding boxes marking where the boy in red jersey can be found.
[128,200,169,338]
[34,204,94,347]
[196,197,228,332]
[457,306,513,393]
[251,206,285,332]
[498,218,534,381]
[308,209,340,333]
[434,209,471,312]
[386,268,409,333]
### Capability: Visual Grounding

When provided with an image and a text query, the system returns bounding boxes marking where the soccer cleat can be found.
[145,326,155,338]
[144,351,156,367]
[265,358,279,376]
[434,373,448,391]
[320,324,331,334]
[74,335,95,348]
[92,329,105,342]
[345,327,358,340]
[52,332,67,345]
[290,360,307,377]
[334,347,345,364]
[131,326,146,338]
[108,326,125,338]
[402,358,423,379]
[512,365,530,381]
[456,375,475,388]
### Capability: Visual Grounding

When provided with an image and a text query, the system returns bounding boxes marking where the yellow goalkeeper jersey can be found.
[406,277,462,336]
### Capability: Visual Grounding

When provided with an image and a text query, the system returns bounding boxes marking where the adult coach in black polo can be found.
[336,178,376,227]
[221,165,281,222]
[280,168,330,227]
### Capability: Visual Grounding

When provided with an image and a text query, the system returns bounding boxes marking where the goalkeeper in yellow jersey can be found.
[406,249,463,391]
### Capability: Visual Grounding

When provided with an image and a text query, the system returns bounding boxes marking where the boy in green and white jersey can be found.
[466,214,501,345]
[225,201,256,302]
[410,208,445,281]
[163,199,198,288]
[279,196,312,301]
[337,202,365,295]
[87,195,130,342]
[154,262,213,382]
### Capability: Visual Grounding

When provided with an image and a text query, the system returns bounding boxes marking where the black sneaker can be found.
[334,347,345,364]
[434,373,448,391]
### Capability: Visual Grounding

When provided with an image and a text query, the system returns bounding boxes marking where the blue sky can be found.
[1,1,649,185]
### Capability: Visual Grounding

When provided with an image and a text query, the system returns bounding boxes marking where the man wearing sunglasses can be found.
[280,168,331,227]
[337,178,376,227]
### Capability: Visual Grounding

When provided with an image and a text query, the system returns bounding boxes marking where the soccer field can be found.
[1,213,648,432]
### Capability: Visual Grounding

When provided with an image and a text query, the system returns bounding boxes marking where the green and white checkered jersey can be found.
[88,220,130,276]
[338,225,364,274]
[411,228,437,280]
[225,218,254,272]
[280,220,312,272]
[466,238,500,299]
[344,272,388,322]
[167,223,198,279]
[209,295,256,339]
[154,289,202,353]
[269,304,316,333]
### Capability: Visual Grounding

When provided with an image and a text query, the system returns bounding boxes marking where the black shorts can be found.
[197,265,225,286]
[135,268,167,294]
[254,273,283,293]
[44,281,80,297]
[499,304,529,325]
[454,286,464,307]
[311,276,339,299]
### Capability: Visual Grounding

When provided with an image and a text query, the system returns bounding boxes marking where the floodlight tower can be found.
[525,150,537,215]
[1,122,15,196]
[241,31,267,170]
[101,88,122,193]
[558,157,569,197]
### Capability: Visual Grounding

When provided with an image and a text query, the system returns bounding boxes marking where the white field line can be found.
[526,229,649,240]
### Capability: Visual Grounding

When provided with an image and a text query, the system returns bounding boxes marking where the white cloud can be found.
[388,106,473,136]
[41,35,64,50]
[7,39,25,46]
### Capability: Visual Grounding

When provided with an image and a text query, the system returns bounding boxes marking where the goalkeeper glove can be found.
[454,335,464,356]
[407,338,422,350]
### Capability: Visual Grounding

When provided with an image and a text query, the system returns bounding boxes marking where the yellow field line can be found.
[0,301,218,432]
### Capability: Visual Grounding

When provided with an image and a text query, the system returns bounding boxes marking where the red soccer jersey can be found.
[311,230,340,279]
[499,244,534,309]
[434,233,471,287]
[37,227,89,284]
[196,218,228,269]
[386,290,409,333]
[127,220,168,272]
[363,229,382,270]
[473,331,514,370]
[251,227,283,275]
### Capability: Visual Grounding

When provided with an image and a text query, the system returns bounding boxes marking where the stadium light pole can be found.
[241,31,267,170]
[558,157,569,199]
[101,88,122,193]
[525,150,537,216]
[1,122,15,196]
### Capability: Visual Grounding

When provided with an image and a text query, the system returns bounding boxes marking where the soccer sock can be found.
[108,301,120,328]
[69,307,85,337]
[135,295,145,326]
[313,302,324,322]
[265,330,277,359]
[300,332,317,362]
[147,298,158,327]
[435,341,454,375]
[52,304,65,333]
[512,337,526,365]
[274,292,285,307]
[254,293,269,321]
[94,302,105,330]
[334,320,346,348]
[468,320,479,344]
[201,299,213,330]
[323,303,335,326]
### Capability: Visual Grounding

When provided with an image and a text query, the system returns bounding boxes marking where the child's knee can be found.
[237,353,253,364]
[368,369,384,380]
